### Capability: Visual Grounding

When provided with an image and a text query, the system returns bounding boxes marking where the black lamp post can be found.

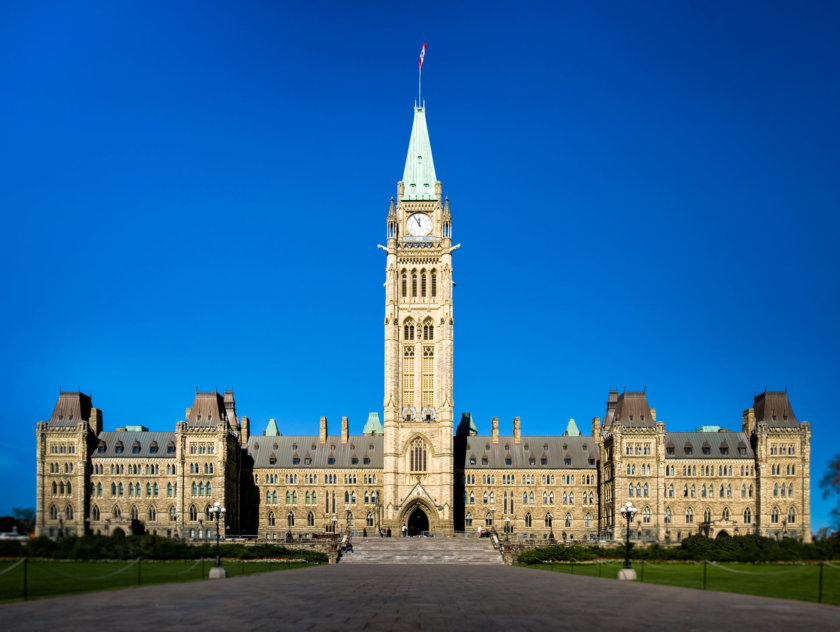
[208,501,226,568]
[620,501,637,570]
[287,511,293,543]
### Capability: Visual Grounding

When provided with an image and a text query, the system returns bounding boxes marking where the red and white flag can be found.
[419,43,427,69]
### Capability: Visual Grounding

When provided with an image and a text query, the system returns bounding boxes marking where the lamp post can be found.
[618,501,637,580]
[331,515,337,534]
[490,506,496,534]
[345,507,352,535]
[504,516,511,544]
[287,511,293,543]
[207,501,227,579]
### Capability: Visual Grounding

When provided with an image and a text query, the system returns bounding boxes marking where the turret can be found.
[341,416,349,443]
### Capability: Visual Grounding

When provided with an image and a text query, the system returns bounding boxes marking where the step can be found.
[339,536,504,565]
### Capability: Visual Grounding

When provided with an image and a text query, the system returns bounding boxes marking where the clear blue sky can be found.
[1,1,838,531]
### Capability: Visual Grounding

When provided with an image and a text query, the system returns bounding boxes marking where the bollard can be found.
[818,562,824,604]
[703,560,707,590]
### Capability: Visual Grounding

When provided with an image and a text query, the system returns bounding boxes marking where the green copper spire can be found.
[563,418,581,437]
[402,105,437,201]
[264,418,280,437]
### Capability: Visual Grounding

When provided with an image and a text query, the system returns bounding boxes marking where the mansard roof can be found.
[753,391,799,428]
[94,431,176,458]
[665,431,754,459]
[47,392,92,427]
[613,391,655,428]
[463,436,598,469]
[246,436,383,469]
[186,392,227,427]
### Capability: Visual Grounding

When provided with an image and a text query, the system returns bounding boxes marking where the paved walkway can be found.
[2,564,837,631]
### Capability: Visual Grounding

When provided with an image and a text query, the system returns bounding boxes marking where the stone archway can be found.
[408,507,429,536]
[398,499,439,535]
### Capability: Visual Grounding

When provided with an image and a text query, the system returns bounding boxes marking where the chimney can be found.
[491,416,499,444]
[743,408,756,435]
[319,416,328,443]
[241,416,250,444]
[650,408,656,423]
[185,407,192,422]
[224,390,237,426]
[88,408,103,435]
[513,417,521,444]
[341,416,349,443]
[592,417,601,442]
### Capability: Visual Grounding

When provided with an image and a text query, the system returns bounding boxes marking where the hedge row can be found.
[517,534,840,564]
[0,534,328,563]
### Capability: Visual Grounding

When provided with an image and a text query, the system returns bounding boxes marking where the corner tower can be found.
[382,103,456,533]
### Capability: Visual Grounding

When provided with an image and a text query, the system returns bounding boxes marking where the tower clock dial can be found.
[407,213,433,236]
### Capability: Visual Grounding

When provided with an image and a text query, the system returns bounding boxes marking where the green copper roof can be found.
[402,106,437,201]
[563,418,581,437]
[363,412,384,436]
[264,418,280,437]
[457,412,478,437]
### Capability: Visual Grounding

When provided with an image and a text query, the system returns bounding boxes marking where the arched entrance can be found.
[407,507,429,536]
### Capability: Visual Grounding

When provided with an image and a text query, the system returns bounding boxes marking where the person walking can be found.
[402,524,407,537]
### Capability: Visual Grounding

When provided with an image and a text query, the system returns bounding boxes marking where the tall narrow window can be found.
[412,272,417,297]
[421,272,427,297]
[431,272,437,297]
[403,347,415,407]
[409,437,427,472]
[401,273,407,298]
[422,347,434,408]
[404,320,414,340]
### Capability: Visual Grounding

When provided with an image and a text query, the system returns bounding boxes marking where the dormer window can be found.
[505,457,512,465]
[469,457,476,465]
[115,442,124,454]
[328,457,335,465]
[363,457,370,465]
[540,457,547,465]
[481,457,488,465]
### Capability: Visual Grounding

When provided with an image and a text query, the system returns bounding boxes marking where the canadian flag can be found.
[419,43,427,69]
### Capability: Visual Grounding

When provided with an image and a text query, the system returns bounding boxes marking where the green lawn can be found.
[529,560,840,606]
[0,559,314,602]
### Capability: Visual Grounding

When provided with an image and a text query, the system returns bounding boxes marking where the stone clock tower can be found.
[381,103,456,534]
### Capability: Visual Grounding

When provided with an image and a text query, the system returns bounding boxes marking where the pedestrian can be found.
[387,527,392,537]
[402,524,407,537]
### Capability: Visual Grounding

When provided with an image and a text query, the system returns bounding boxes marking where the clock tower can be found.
[381,103,456,534]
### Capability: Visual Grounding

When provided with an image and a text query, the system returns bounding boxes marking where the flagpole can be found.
[419,65,422,107]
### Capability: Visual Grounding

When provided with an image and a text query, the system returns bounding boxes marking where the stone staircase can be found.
[338,536,504,565]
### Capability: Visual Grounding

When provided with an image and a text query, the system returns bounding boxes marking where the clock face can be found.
[407,213,433,236]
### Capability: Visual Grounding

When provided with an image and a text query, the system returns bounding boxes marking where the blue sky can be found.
[1,1,838,530]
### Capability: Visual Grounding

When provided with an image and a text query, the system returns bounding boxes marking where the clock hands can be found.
[415,216,422,227]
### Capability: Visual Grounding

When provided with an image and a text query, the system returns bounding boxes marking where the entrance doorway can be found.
[407,507,429,536]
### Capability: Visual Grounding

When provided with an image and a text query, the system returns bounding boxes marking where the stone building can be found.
[35,102,812,544]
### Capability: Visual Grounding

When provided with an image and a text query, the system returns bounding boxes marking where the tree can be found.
[12,508,35,535]
[819,455,840,533]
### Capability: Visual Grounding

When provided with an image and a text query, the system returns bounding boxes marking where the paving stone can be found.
[1,564,837,631]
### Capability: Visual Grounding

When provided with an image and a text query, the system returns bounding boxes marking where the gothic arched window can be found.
[268,511,275,526]
[421,271,427,297]
[525,512,532,527]
[744,507,752,523]
[404,320,415,340]
[431,271,437,297]
[409,438,427,472]
[401,272,407,298]
[412,272,418,297]
[788,507,796,523]
[704,507,711,523]
[664,507,672,523]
